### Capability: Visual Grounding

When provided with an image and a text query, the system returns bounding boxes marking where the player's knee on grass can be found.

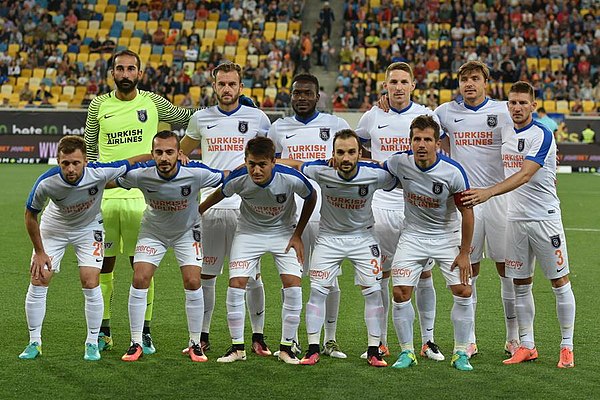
[392,285,413,302]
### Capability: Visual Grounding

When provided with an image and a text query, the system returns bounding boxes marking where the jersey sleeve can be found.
[433,104,448,139]
[268,121,282,156]
[525,126,553,166]
[258,111,271,137]
[382,152,405,178]
[116,169,138,190]
[446,159,470,193]
[221,167,246,197]
[85,96,102,161]
[185,110,202,141]
[376,166,400,191]
[283,166,314,199]
[150,92,196,125]
[26,174,51,213]
[189,161,225,187]
[300,159,329,181]
[355,108,373,141]
[91,160,132,182]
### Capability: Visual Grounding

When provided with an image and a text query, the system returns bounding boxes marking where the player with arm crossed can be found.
[117,131,225,362]
[357,62,444,361]
[462,81,575,369]
[19,136,148,361]
[433,60,518,357]
[383,115,475,371]
[200,136,316,364]
[179,62,272,355]
[269,73,350,359]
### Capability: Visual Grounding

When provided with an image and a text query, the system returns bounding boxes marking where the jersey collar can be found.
[415,154,440,172]
[156,162,181,181]
[464,97,489,111]
[390,101,413,114]
[294,111,320,124]
[59,168,85,186]
[337,164,360,181]
[217,103,242,116]
[514,119,535,134]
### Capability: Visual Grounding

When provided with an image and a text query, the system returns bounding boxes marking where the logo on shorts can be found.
[93,230,103,242]
[275,193,287,203]
[550,235,561,248]
[181,185,191,196]
[192,229,202,242]
[359,185,369,197]
[369,244,380,257]
[487,114,498,128]
[518,138,525,152]
[319,127,330,141]
[137,109,148,122]
[432,182,443,194]
[238,120,248,133]
[88,186,98,195]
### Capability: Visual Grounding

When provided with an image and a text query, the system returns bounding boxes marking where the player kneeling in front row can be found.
[117,131,226,362]
[19,136,149,361]
[383,115,476,371]
[462,82,575,368]
[200,136,316,364]
[281,129,396,367]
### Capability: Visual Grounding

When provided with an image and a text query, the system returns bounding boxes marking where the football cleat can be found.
[251,333,271,357]
[421,340,445,361]
[181,340,210,355]
[367,354,388,367]
[503,346,538,365]
[504,340,520,356]
[274,340,302,357]
[322,340,347,359]
[217,346,247,363]
[278,345,300,365]
[18,342,42,360]
[557,347,574,369]
[466,342,478,358]
[121,343,143,362]
[299,349,320,366]
[142,333,156,355]
[84,343,101,361]
[98,333,113,351]
[451,351,473,371]
[391,350,418,369]
[188,343,208,362]
[361,343,390,359]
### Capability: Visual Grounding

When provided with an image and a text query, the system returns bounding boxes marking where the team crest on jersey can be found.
[192,229,202,242]
[93,230,103,242]
[550,235,561,248]
[487,114,498,128]
[432,182,443,194]
[275,193,287,203]
[181,185,191,197]
[89,186,98,195]
[518,138,525,152]
[319,128,330,141]
[238,120,249,133]
[137,109,148,122]
[370,244,380,257]
[358,185,369,197]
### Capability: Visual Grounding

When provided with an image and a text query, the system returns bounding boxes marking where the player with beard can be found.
[268,74,350,359]
[180,62,272,356]
[84,50,198,355]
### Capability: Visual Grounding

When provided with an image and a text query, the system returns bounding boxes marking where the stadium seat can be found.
[264,30,275,41]
[556,100,570,114]
[440,89,453,103]
[526,58,538,71]
[0,85,13,96]
[551,58,564,72]
[276,22,288,32]
[582,100,595,113]
[235,54,246,66]
[265,87,277,99]
[126,12,137,21]
[543,100,556,112]
[366,47,378,62]
[242,87,252,97]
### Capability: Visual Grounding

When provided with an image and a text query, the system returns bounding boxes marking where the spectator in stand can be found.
[319,2,335,37]
[19,83,34,102]
[152,26,166,45]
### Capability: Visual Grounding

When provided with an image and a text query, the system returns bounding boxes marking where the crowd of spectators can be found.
[329,0,599,111]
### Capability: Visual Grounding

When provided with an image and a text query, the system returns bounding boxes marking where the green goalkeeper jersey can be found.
[85,89,196,198]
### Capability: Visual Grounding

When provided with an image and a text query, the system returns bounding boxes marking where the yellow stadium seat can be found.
[556,100,570,113]
[265,87,277,99]
[127,12,137,21]
[366,47,378,62]
[33,68,45,79]
[265,22,276,32]
[118,37,130,47]
[551,58,564,71]
[94,4,106,13]
[543,100,556,112]
[440,89,452,103]
[161,53,173,64]
[247,54,259,68]
[275,31,287,41]
[0,85,13,96]
[173,12,184,22]
[115,12,126,22]
[242,87,252,97]
[77,20,88,30]
[224,46,237,57]
[89,53,100,63]
[539,58,550,71]
[264,30,275,41]
[159,21,169,30]
[276,22,288,32]
[103,12,115,23]
[208,11,220,22]
[235,54,247,66]
[8,44,20,57]
[135,21,147,31]
[189,86,200,102]
[252,88,264,98]
[105,5,116,13]
[194,20,206,30]
[582,100,595,113]
[147,20,158,31]
[77,53,89,63]
[526,58,538,71]
[289,21,301,32]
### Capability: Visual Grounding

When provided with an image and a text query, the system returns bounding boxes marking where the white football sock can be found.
[201,277,216,334]
[185,288,204,345]
[226,287,246,344]
[281,286,302,345]
[380,277,390,346]
[324,278,340,343]
[306,284,329,345]
[363,285,384,347]
[83,286,103,345]
[25,284,47,345]
[246,276,265,334]
[501,276,518,342]
[392,298,415,351]
[128,286,148,345]
[451,295,474,353]
[416,276,436,345]
[553,282,575,350]
[468,274,478,343]
[514,283,535,349]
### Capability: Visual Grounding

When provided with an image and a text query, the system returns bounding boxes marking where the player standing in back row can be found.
[269,73,350,359]
[85,49,197,354]
[433,61,518,357]
[180,62,272,355]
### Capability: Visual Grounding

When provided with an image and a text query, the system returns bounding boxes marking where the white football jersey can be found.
[185,104,271,209]
[27,161,130,230]
[302,160,398,236]
[501,120,561,221]
[356,102,439,210]
[222,164,313,233]
[434,98,511,188]
[269,112,350,221]
[117,161,223,234]
[384,152,470,236]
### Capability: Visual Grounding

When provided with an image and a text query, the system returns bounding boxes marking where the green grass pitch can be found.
[1,165,599,399]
